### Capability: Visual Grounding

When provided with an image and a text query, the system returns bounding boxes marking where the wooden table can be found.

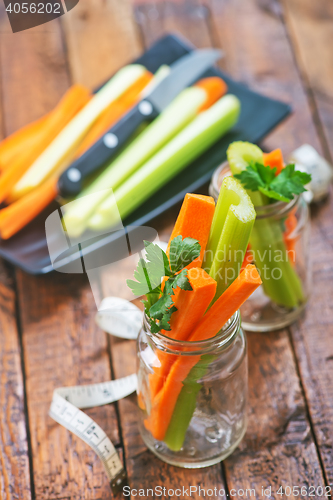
[0,1,332,498]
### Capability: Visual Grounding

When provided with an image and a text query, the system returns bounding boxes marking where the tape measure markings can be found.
[49,374,137,493]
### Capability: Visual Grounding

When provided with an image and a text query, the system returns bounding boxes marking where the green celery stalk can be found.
[227,142,305,308]
[203,176,256,301]
[163,355,214,451]
[62,86,210,237]
[249,219,304,307]
[87,94,241,231]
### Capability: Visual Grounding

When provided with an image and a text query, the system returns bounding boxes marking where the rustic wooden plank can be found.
[280,0,333,160]
[16,272,119,499]
[134,0,212,49]
[0,264,32,499]
[0,15,32,496]
[279,15,333,482]
[207,0,323,157]
[62,0,142,89]
[289,193,333,485]
[207,0,328,492]
[226,330,324,496]
[0,20,120,498]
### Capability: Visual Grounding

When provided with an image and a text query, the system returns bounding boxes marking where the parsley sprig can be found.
[234,162,311,203]
[127,236,201,333]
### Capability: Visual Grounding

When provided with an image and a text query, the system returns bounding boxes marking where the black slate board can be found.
[0,34,291,274]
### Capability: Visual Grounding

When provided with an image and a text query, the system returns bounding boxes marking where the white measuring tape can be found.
[49,297,143,494]
[49,374,138,493]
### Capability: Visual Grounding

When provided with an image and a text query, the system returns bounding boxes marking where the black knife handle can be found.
[58,98,159,197]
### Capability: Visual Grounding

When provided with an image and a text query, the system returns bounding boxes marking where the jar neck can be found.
[210,161,300,219]
[143,311,241,356]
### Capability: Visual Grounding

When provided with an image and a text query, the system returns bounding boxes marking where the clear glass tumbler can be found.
[209,162,311,331]
[137,311,248,468]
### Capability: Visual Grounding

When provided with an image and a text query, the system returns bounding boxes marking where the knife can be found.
[58,49,222,197]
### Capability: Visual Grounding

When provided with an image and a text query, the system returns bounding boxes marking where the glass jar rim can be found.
[210,161,299,219]
[143,310,241,356]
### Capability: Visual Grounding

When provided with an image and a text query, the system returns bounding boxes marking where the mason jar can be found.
[137,310,248,468]
[209,162,311,331]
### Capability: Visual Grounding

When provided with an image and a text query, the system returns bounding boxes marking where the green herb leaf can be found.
[234,162,311,202]
[127,258,153,296]
[148,271,192,332]
[172,269,193,292]
[144,240,172,280]
[168,236,201,273]
[269,164,311,200]
[126,242,170,296]
[258,186,290,203]
[127,236,200,333]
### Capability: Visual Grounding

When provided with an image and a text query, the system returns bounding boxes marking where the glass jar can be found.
[137,311,248,468]
[209,162,311,331]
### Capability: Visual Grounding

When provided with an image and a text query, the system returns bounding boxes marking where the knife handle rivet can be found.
[104,133,119,149]
[138,100,153,116]
[67,167,82,183]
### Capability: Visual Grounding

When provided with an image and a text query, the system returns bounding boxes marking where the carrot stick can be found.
[167,193,216,269]
[263,148,284,175]
[149,268,217,398]
[167,268,217,341]
[241,244,253,270]
[195,76,228,111]
[0,176,58,239]
[146,264,262,441]
[284,212,298,264]
[0,85,91,204]
[0,114,50,171]
[74,71,153,158]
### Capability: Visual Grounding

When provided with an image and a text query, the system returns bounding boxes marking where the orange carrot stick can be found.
[0,177,58,239]
[0,114,50,171]
[263,148,284,175]
[167,268,217,341]
[284,212,298,264]
[167,193,216,269]
[241,244,253,270]
[74,71,153,158]
[149,268,217,398]
[146,264,262,440]
[195,76,228,111]
[0,85,91,204]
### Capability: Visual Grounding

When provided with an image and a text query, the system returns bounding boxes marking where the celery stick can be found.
[11,65,147,200]
[249,219,303,308]
[87,95,241,233]
[204,176,256,300]
[227,141,305,308]
[164,355,213,452]
[63,86,209,237]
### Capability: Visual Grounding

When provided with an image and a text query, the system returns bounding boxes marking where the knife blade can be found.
[58,49,222,197]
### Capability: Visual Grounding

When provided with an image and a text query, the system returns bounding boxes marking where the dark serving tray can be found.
[0,34,291,275]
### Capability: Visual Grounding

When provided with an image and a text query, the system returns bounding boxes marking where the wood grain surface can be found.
[0,266,31,499]
[0,0,332,498]
[281,0,333,161]
[0,17,32,495]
